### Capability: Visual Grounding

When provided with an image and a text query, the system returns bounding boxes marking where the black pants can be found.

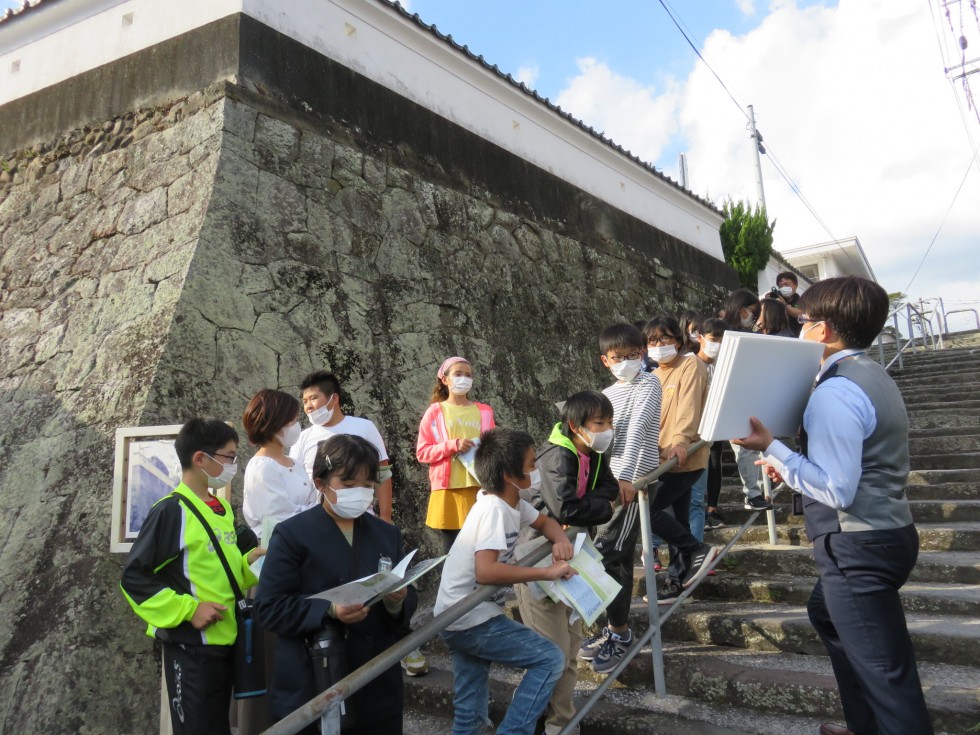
[705,441,724,508]
[440,528,460,555]
[649,471,703,584]
[297,711,402,734]
[163,642,234,735]
[594,497,641,628]
[809,526,933,735]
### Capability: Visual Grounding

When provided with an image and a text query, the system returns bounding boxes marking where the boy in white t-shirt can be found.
[290,370,394,522]
[435,427,576,735]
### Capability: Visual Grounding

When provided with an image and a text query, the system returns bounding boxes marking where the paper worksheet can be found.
[306,550,448,607]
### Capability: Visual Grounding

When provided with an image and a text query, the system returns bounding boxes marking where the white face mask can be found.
[449,376,473,395]
[647,345,678,364]
[513,469,542,494]
[203,455,237,489]
[327,485,375,519]
[740,310,756,329]
[609,358,642,382]
[579,426,614,454]
[278,421,302,449]
[308,403,334,426]
[702,341,722,360]
[779,286,794,298]
[799,321,824,340]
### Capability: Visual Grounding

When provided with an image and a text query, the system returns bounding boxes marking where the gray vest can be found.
[801,353,914,538]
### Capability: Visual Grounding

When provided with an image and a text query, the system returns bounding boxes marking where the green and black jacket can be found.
[120,483,258,646]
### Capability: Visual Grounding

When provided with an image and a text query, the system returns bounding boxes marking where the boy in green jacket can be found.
[121,418,261,735]
[516,391,620,733]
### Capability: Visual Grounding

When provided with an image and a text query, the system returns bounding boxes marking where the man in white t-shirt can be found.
[435,427,575,735]
[290,370,394,522]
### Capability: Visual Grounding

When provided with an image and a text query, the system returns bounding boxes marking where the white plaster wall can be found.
[1,0,725,260]
[757,255,810,297]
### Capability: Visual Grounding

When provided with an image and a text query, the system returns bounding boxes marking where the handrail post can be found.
[763,472,777,546]
[321,705,341,735]
[876,334,885,367]
[906,305,916,352]
[636,484,667,697]
[894,312,904,370]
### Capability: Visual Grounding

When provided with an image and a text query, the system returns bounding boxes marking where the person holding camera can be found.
[255,435,417,735]
[770,271,804,336]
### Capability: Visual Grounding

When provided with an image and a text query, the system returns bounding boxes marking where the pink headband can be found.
[438,356,469,379]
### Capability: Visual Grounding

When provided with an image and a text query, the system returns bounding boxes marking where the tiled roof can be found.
[375,0,720,215]
[1,0,721,215]
[0,0,52,25]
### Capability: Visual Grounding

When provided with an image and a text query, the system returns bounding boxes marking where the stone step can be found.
[895,371,980,387]
[904,399,980,413]
[404,658,828,735]
[910,425,980,439]
[681,574,980,617]
[706,500,980,527]
[911,451,980,470]
[910,434,980,455]
[648,600,980,667]
[704,521,980,551]
[573,642,979,735]
[716,479,980,502]
[909,467,980,485]
[900,385,980,404]
[893,363,980,381]
[909,412,980,431]
[718,544,980,585]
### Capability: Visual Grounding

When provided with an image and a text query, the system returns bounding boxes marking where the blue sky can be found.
[3,0,978,324]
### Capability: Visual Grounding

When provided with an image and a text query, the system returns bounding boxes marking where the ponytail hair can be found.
[430,379,450,404]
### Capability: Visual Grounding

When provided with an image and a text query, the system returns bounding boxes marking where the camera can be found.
[767,287,781,300]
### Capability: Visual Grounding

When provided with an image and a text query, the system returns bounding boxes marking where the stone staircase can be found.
[404,346,980,735]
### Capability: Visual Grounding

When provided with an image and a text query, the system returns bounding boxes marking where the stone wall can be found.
[0,21,737,733]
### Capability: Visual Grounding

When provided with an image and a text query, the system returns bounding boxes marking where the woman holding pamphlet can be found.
[255,435,417,735]
[417,356,496,553]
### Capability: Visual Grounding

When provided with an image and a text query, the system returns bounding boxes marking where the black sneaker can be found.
[744,495,773,511]
[704,510,726,530]
[681,543,721,588]
[578,626,610,661]
[656,580,683,606]
[591,630,636,674]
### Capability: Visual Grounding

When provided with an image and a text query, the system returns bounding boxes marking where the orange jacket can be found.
[416,402,495,490]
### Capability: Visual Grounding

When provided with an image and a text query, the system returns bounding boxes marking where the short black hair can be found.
[776,271,798,285]
[301,371,342,400]
[561,390,614,434]
[701,317,728,339]
[798,276,888,348]
[643,316,682,345]
[174,418,239,470]
[475,427,535,494]
[758,298,791,335]
[599,323,644,354]
[312,434,381,484]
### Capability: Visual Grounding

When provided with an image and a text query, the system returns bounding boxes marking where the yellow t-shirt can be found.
[441,402,482,489]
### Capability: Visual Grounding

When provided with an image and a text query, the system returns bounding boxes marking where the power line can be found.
[901,153,976,295]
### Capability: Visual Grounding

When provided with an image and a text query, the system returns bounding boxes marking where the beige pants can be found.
[515,584,583,735]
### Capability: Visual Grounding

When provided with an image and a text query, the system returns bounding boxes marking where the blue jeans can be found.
[730,442,763,499]
[441,614,564,735]
[689,469,706,544]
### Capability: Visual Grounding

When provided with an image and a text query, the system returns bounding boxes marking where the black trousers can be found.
[705,441,725,508]
[649,471,702,584]
[809,525,933,735]
[163,642,234,735]
[594,498,641,628]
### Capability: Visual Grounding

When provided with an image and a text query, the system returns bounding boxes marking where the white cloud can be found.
[736,0,756,16]
[555,0,980,309]
[515,64,539,88]
[555,57,680,166]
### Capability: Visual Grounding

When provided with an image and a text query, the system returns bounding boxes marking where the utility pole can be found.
[747,104,767,210]
[678,153,689,189]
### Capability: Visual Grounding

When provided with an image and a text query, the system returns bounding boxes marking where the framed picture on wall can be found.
[110,425,231,553]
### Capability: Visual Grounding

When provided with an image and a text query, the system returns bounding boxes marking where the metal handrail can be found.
[556,443,787,735]
[875,301,943,371]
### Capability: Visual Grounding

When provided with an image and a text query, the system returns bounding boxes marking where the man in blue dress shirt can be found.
[735,276,933,735]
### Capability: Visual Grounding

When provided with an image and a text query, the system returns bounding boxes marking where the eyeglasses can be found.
[797,314,817,325]
[210,452,239,465]
[605,351,643,363]
[648,336,678,346]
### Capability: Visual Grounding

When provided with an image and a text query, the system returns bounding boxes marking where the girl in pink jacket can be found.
[416,356,495,553]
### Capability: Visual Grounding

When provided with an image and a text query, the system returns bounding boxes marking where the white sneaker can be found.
[401,648,429,677]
